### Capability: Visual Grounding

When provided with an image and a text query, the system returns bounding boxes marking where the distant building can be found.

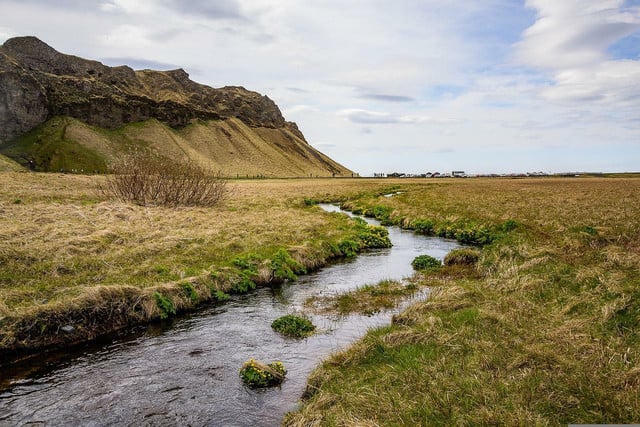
[452,171,466,177]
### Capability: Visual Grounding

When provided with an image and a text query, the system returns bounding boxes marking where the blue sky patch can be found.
[607,32,640,59]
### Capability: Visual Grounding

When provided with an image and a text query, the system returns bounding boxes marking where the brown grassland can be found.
[285,176,640,426]
[2,116,352,177]
[0,173,392,353]
[1,173,639,425]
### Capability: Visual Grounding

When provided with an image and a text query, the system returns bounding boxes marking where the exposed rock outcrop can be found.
[0,36,291,141]
[0,36,352,176]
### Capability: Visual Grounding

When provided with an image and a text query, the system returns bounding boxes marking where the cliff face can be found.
[0,36,339,176]
[0,36,293,141]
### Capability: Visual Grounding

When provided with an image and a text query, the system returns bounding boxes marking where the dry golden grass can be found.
[8,116,353,177]
[4,174,639,423]
[286,176,640,426]
[0,173,395,351]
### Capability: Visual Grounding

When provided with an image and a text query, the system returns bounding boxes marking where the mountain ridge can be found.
[0,36,351,176]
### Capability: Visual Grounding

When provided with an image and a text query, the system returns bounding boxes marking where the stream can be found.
[0,204,462,426]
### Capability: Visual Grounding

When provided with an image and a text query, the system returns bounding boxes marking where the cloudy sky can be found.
[1,0,639,175]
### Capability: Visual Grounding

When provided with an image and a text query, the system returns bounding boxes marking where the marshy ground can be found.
[285,176,640,425]
[1,173,639,425]
[0,173,394,352]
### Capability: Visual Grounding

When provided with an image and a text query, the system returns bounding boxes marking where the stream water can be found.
[0,204,461,426]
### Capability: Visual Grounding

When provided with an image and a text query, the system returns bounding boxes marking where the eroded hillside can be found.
[0,36,351,177]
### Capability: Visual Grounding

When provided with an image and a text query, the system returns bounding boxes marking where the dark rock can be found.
[0,36,294,144]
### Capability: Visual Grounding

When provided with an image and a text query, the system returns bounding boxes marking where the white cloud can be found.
[100,25,155,48]
[517,0,640,70]
[1,0,639,174]
[540,60,640,104]
[337,109,460,125]
[99,0,156,15]
[513,0,640,118]
[281,105,318,116]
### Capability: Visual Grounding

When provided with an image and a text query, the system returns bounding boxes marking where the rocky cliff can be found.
[0,36,349,176]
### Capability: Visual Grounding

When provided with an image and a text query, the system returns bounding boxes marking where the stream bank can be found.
[0,204,462,426]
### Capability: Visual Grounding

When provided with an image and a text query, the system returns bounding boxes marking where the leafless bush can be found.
[101,152,229,207]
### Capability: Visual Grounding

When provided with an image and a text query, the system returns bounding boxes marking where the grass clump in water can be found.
[357,225,392,249]
[271,314,316,338]
[352,217,392,249]
[239,359,287,388]
[411,254,442,271]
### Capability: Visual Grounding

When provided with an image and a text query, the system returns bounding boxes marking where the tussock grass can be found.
[272,314,316,338]
[286,176,640,426]
[0,173,398,352]
[444,247,481,265]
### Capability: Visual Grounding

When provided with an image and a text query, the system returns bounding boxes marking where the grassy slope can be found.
[0,117,110,173]
[0,154,24,172]
[0,174,390,352]
[0,117,352,177]
[285,177,640,426]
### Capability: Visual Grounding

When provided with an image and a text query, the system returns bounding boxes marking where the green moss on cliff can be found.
[0,154,25,172]
[0,117,108,172]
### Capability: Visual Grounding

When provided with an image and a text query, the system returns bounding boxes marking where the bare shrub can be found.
[101,152,229,207]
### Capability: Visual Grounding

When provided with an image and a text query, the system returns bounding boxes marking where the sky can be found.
[1,0,639,175]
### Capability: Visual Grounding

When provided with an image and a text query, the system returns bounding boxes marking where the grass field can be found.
[0,173,393,352]
[2,174,639,424]
[285,177,640,425]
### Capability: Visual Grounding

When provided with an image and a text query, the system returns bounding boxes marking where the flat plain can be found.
[285,176,640,425]
[0,173,392,351]
[2,173,639,425]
